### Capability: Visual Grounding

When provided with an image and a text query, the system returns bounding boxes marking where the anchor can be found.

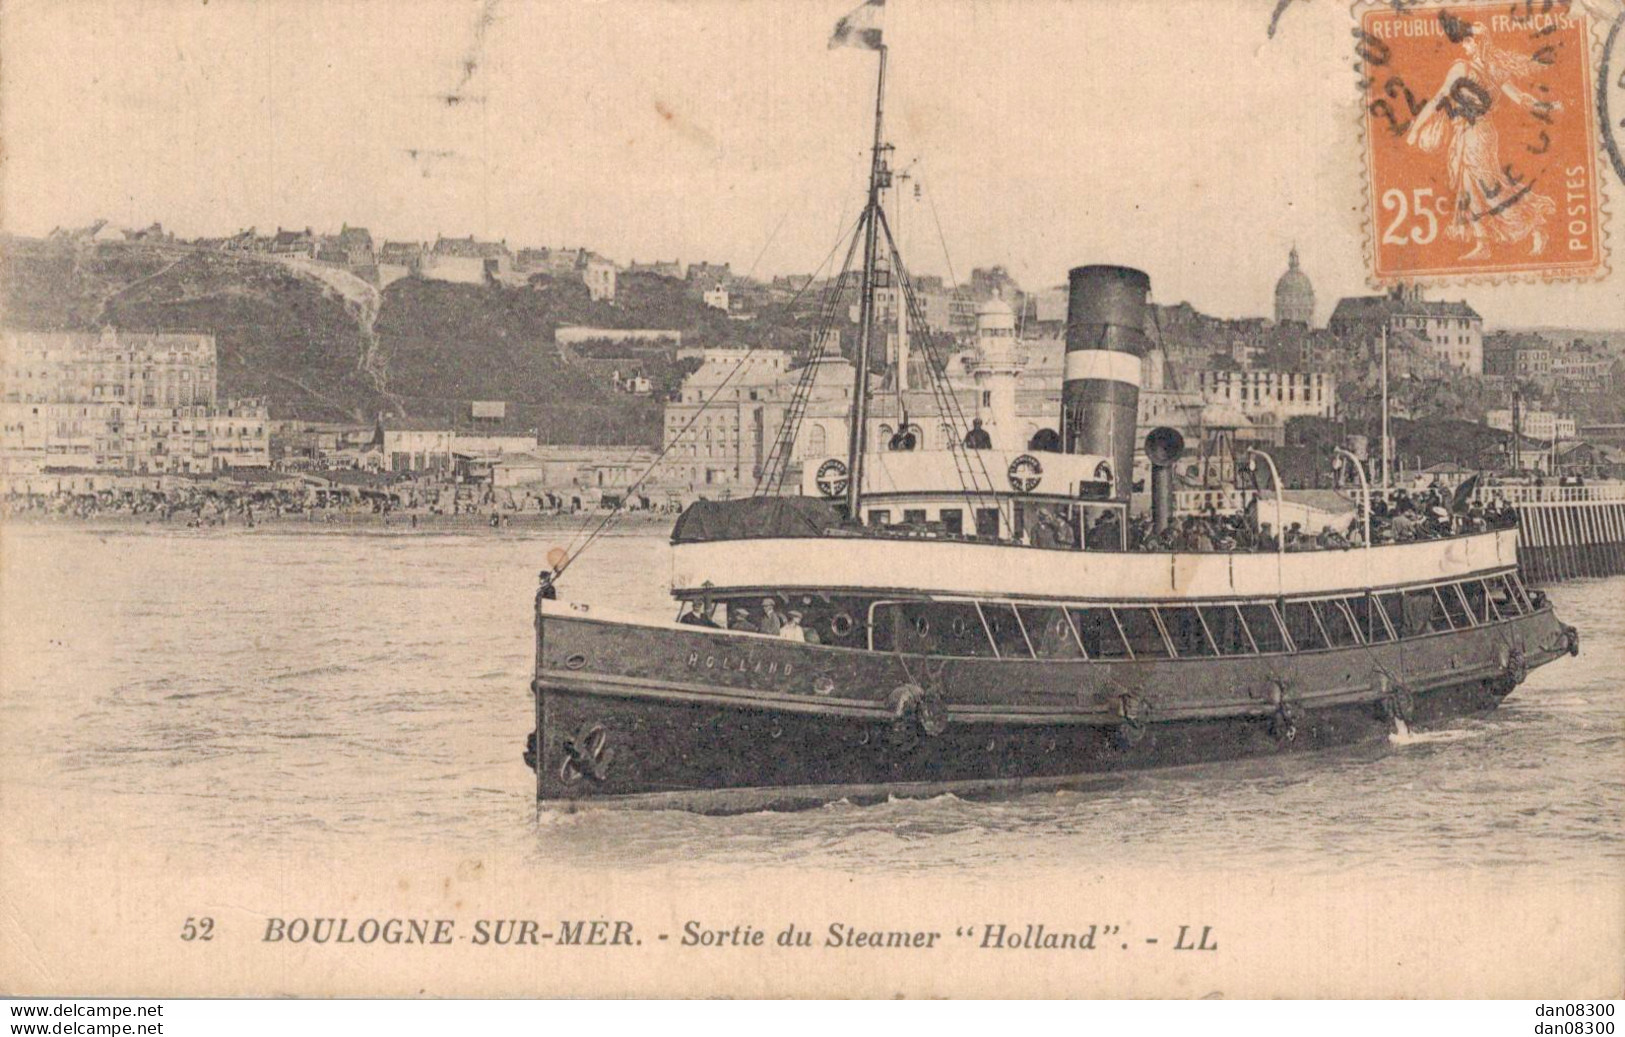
[559,722,615,784]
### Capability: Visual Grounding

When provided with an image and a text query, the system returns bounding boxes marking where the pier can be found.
[1477,483,1625,584]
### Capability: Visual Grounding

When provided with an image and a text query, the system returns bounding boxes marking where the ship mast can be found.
[845,45,890,521]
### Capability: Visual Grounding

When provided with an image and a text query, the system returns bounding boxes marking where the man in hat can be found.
[680,583,721,628]
[758,598,783,637]
[729,606,758,634]
[778,609,807,642]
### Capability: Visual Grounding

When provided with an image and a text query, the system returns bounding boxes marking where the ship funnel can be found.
[1145,426,1185,533]
[1063,265,1150,502]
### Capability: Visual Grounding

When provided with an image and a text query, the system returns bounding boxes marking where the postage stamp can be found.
[1357,1,1606,282]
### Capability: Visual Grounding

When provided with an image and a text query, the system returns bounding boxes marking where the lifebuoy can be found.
[1113,692,1148,749]
[830,612,856,638]
[888,683,948,740]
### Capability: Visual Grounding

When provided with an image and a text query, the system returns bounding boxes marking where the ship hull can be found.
[528,604,1573,813]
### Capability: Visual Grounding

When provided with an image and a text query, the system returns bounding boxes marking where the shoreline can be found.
[0,510,678,536]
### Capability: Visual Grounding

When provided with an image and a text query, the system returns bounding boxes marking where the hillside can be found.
[0,239,747,443]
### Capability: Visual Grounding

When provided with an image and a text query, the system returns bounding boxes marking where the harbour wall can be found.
[1480,484,1625,584]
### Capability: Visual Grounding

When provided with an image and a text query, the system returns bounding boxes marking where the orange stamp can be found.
[1358,1,1605,282]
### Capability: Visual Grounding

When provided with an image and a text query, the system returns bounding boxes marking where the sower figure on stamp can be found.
[1406,21,1560,261]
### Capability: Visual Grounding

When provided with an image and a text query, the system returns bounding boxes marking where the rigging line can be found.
[920,173,969,319]
[908,172,1001,498]
[767,246,868,494]
[760,210,872,496]
[556,214,866,575]
[743,208,792,283]
[876,206,1000,511]
[755,213,868,495]
[755,218,865,494]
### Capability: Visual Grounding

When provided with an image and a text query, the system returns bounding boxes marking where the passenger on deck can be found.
[729,606,758,633]
[679,597,720,628]
[963,419,992,450]
[778,610,808,642]
[1031,510,1058,550]
[1257,523,1279,551]
[758,598,783,636]
[1087,511,1121,550]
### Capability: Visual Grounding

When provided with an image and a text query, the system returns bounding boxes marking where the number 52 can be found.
[1381,187,1440,246]
[180,916,214,941]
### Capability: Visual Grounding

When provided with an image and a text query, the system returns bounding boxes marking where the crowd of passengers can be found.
[673,569,1543,657]
[1008,485,1521,553]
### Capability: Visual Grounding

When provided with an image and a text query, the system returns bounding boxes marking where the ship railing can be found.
[1470,483,1625,505]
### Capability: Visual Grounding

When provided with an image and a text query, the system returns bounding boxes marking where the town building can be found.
[1485,408,1578,443]
[628,259,684,280]
[1328,285,1483,374]
[376,241,427,287]
[581,253,617,302]
[703,286,730,312]
[0,328,271,474]
[381,425,455,473]
[1482,331,1552,379]
[269,227,318,259]
[686,262,732,287]
[1551,347,1620,394]
[209,398,271,469]
[1195,369,1336,423]
[424,236,514,284]
[314,225,376,277]
[1273,246,1316,326]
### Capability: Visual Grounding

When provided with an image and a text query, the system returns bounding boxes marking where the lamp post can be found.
[1247,447,1286,596]
[1379,325,1391,494]
[1333,447,1372,550]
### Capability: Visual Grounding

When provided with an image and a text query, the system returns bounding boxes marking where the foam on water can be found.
[2,523,1621,878]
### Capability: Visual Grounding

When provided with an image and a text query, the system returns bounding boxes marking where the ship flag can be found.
[829,0,885,50]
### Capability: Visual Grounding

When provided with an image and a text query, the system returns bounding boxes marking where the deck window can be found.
[1114,608,1172,659]
[1402,588,1453,635]
[1459,580,1492,623]
[1070,608,1130,659]
[1347,594,1394,642]
[1318,600,1363,647]
[940,509,964,536]
[1200,605,1255,655]
[980,603,1033,659]
[867,509,891,527]
[1378,592,1409,637]
[1438,584,1474,628]
[1237,603,1289,654]
[870,601,995,657]
[1485,574,1522,617]
[974,508,1000,539]
[1509,571,1538,611]
[1161,606,1217,657]
[902,509,928,526]
[1020,606,1083,658]
[1282,601,1329,651]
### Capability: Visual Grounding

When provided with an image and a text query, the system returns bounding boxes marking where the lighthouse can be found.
[970,295,1024,450]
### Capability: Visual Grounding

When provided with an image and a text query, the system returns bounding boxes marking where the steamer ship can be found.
[522,25,1578,812]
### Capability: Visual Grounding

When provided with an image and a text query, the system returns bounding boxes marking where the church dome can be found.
[1274,246,1315,326]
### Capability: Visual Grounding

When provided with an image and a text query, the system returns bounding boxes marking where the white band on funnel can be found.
[1063,349,1142,387]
